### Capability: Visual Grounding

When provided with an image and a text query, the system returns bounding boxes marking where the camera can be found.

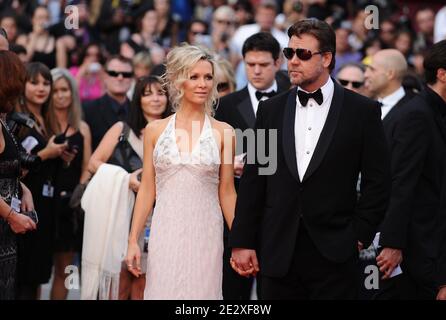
[6,112,42,172]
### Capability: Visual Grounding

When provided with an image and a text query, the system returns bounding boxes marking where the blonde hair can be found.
[162,43,218,116]
[215,56,236,92]
[46,68,82,136]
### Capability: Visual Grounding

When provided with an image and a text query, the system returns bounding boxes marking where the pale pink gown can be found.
[144,114,224,300]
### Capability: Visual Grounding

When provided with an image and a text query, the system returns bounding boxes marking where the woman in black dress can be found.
[0,51,36,300]
[15,62,68,300]
[46,68,92,300]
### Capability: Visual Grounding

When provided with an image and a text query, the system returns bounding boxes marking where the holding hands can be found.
[230,248,260,278]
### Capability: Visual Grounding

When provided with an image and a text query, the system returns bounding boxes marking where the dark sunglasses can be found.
[190,31,204,36]
[283,47,325,61]
[106,70,133,78]
[217,82,230,92]
[338,79,364,88]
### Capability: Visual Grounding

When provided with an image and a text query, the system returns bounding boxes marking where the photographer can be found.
[13,62,67,300]
[0,50,36,300]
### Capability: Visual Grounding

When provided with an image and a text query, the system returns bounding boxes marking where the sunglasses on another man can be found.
[217,82,230,92]
[106,70,133,78]
[283,47,326,61]
[338,79,364,88]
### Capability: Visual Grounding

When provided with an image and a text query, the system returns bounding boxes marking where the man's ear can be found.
[322,52,333,69]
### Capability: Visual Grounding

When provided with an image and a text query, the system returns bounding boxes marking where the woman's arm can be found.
[218,122,237,230]
[87,121,123,175]
[79,121,93,183]
[126,122,158,276]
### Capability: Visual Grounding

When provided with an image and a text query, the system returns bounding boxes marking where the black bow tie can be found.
[255,90,276,101]
[297,88,323,106]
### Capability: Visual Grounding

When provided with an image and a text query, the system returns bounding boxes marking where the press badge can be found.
[11,197,21,212]
[42,182,54,198]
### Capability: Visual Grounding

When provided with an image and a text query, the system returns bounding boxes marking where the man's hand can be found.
[129,168,143,193]
[234,154,246,177]
[437,286,446,300]
[230,248,259,278]
[358,241,364,251]
[376,247,402,280]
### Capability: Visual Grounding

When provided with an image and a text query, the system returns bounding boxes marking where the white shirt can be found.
[379,86,405,120]
[247,81,278,116]
[434,6,446,43]
[295,78,335,181]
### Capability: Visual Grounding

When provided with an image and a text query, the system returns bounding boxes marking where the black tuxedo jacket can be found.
[215,82,290,132]
[379,86,446,286]
[229,81,391,278]
[83,94,129,150]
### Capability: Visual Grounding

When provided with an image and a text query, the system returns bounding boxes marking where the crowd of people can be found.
[0,0,445,300]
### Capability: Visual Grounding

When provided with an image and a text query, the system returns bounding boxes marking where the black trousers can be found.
[259,223,358,300]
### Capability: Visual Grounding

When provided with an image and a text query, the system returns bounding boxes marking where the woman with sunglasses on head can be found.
[83,76,170,300]
[46,68,92,300]
[14,62,69,300]
[0,51,37,300]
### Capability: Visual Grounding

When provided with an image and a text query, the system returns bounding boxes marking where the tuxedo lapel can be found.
[282,88,301,183]
[382,92,414,127]
[302,81,344,183]
[236,88,256,128]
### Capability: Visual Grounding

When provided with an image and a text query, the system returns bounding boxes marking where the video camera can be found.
[7,112,42,172]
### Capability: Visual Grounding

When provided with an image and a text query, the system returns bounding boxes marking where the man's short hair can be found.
[105,55,133,71]
[424,40,446,85]
[288,18,336,71]
[242,32,281,61]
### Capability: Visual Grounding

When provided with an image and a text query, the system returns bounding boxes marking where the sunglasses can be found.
[215,19,233,26]
[190,31,204,36]
[217,82,230,92]
[283,47,325,61]
[106,70,133,78]
[338,79,364,88]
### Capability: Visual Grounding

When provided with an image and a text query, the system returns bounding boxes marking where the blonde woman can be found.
[126,44,237,299]
[46,68,92,300]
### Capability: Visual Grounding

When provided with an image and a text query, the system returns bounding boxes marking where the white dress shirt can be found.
[248,81,278,116]
[379,86,405,120]
[295,78,335,181]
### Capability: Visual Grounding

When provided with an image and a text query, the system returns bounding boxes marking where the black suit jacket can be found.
[229,81,391,278]
[379,86,446,286]
[215,82,290,155]
[83,94,129,150]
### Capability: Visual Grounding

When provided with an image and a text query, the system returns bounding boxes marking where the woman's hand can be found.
[20,183,35,212]
[129,168,143,193]
[60,148,78,165]
[7,212,36,234]
[39,135,68,160]
[126,241,142,277]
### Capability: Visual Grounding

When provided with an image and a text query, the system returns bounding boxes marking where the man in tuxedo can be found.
[83,55,133,150]
[229,18,391,299]
[358,49,414,299]
[215,32,289,300]
[373,42,446,299]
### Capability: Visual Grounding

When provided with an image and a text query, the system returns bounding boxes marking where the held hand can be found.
[376,247,403,280]
[230,248,260,278]
[129,168,143,193]
[7,212,37,234]
[437,286,446,300]
[357,241,364,251]
[126,241,142,277]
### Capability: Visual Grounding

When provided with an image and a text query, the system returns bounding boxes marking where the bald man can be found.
[370,48,446,300]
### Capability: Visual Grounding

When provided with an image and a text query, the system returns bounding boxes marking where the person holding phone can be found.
[45,68,92,300]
